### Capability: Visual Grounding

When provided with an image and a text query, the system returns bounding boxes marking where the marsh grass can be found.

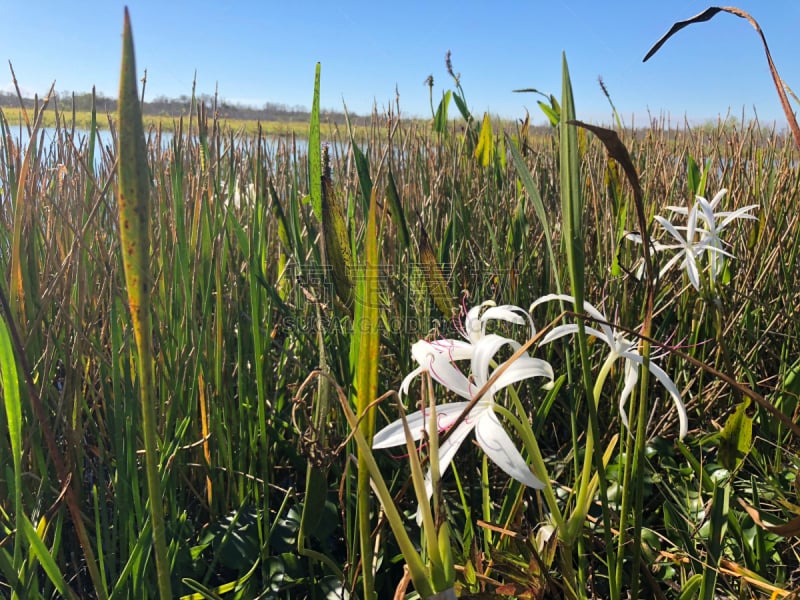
[0,105,415,140]
[0,40,799,599]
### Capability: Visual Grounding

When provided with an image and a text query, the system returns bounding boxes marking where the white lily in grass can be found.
[627,189,758,290]
[529,293,688,439]
[375,332,554,520]
[664,189,758,284]
[400,300,535,399]
[457,300,535,343]
[628,203,719,291]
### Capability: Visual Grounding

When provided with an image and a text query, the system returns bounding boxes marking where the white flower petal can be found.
[624,231,644,244]
[493,356,555,391]
[400,365,424,398]
[410,339,440,367]
[715,205,759,230]
[464,304,488,343]
[696,196,718,230]
[654,215,688,245]
[373,401,473,448]
[531,294,616,347]
[481,305,527,326]
[372,409,429,449]
[471,334,521,387]
[481,304,535,338]
[707,188,727,210]
[434,339,474,362]
[618,359,639,433]
[428,355,474,399]
[415,417,479,524]
[475,409,544,489]
[622,351,687,439]
[540,323,581,345]
[665,205,690,215]
[683,253,702,290]
[641,360,688,440]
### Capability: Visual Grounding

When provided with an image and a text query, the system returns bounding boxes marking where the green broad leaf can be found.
[20,514,78,600]
[205,507,262,570]
[298,466,327,545]
[549,94,561,115]
[718,399,753,471]
[699,480,730,600]
[180,578,227,600]
[118,9,152,348]
[687,154,710,198]
[268,507,301,554]
[417,216,454,318]
[0,316,22,574]
[0,547,19,591]
[560,53,584,305]
[354,186,381,435]
[677,573,703,600]
[352,141,373,214]
[512,87,548,97]
[0,318,21,478]
[435,520,455,590]
[321,151,354,309]
[452,91,472,124]
[496,126,506,169]
[118,11,171,599]
[780,356,800,403]
[474,112,494,167]
[463,559,477,586]
[433,90,451,134]
[687,154,700,196]
[537,100,560,127]
[343,103,372,215]
[438,217,453,266]
[309,63,322,220]
[507,133,560,288]
[318,576,351,600]
[385,169,410,250]
[353,185,382,598]
[698,158,710,197]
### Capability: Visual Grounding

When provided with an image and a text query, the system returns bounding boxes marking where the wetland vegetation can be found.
[0,6,799,600]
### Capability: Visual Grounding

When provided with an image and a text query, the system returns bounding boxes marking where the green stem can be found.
[336,392,435,599]
[496,401,564,531]
[628,356,650,600]
[568,355,614,541]
[139,344,172,599]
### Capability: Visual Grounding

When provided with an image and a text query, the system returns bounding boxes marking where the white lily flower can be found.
[399,300,534,400]
[530,293,688,439]
[665,189,758,283]
[457,300,534,343]
[375,333,554,520]
[651,206,723,291]
[627,189,757,290]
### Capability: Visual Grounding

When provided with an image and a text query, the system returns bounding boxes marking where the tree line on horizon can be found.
[0,89,361,124]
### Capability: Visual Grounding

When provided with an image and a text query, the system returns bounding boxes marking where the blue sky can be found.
[2,1,799,127]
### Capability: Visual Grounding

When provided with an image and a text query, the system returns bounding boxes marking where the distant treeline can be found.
[0,90,358,124]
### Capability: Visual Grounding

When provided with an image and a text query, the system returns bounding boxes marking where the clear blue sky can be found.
[2,1,799,127]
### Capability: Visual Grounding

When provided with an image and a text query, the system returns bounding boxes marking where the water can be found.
[0,123,399,191]
[1,125,318,168]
